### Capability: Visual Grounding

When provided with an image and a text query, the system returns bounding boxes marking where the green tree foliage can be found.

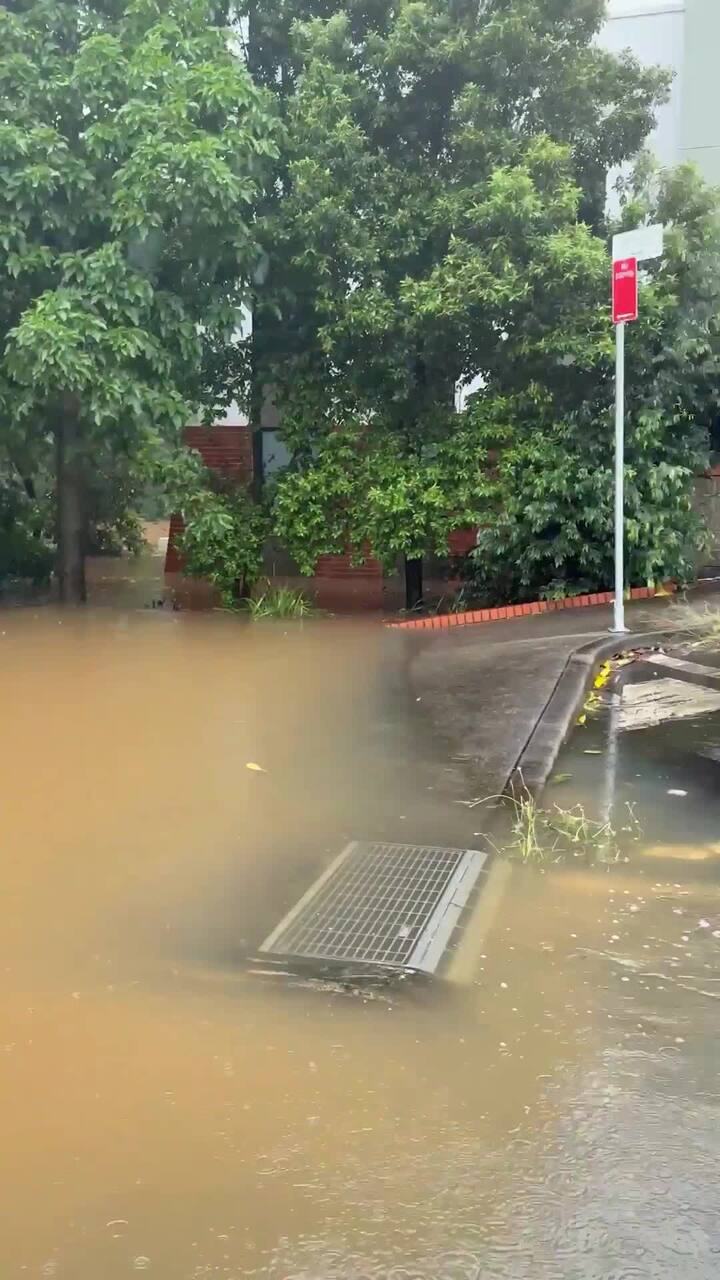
[0,463,54,588]
[160,441,268,603]
[84,454,148,556]
[467,162,720,603]
[0,0,278,601]
[242,0,667,603]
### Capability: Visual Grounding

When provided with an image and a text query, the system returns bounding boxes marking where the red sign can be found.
[612,257,638,324]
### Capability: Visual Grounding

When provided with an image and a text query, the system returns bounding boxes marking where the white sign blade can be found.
[612,223,664,264]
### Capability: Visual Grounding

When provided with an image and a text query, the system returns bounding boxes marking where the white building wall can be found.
[602,0,720,185]
[681,0,720,183]
[602,1,685,171]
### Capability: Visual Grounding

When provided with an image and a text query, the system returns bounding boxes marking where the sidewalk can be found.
[402,596,678,799]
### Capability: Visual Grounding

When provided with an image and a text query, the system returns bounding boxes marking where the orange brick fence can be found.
[389,585,664,631]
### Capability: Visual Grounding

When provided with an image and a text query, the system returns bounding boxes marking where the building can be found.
[602,0,720,183]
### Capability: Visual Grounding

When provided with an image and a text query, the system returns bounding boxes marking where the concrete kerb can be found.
[446,625,677,982]
[508,629,674,798]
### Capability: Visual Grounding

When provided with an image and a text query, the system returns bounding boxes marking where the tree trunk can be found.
[404,556,423,611]
[55,408,87,604]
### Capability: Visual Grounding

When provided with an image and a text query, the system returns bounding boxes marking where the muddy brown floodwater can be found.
[1,599,719,1278]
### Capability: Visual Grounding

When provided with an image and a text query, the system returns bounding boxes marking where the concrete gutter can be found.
[446,629,672,982]
[509,630,673,796]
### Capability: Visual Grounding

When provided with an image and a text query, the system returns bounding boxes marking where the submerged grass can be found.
[247,584,317,621]
[670,601,720,651]
[469,787,640,865]
[502,791,619,864]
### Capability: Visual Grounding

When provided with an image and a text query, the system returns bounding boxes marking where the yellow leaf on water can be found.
[593,662,612,689]
[577,713,587,726]
[246,762,266,773]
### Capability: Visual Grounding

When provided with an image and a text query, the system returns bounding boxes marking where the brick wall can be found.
[184,425,253,482]
[312,549,384,611]
[448,527,478,558]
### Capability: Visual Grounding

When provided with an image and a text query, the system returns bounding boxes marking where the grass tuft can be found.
[469,787,640,865]
[247,584,316,621]
[670,601,720,651]
[504,791,618,864]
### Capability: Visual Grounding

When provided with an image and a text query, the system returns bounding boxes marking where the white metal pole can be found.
[613,321,628,634]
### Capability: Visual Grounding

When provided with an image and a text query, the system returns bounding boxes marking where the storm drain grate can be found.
[259,841,487,975]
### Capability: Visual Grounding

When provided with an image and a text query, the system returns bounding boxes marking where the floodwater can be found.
[1,583,719,1278]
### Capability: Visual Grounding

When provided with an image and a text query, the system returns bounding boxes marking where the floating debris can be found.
[641,652,720,681]
[593,662,612,690]
[619,678,720,732]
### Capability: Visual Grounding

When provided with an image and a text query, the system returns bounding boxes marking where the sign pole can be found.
[610,229,663,634]
[613,321,628,634]
[611,253,638,636]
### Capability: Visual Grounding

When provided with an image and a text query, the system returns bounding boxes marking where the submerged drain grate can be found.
[259,841,487,974]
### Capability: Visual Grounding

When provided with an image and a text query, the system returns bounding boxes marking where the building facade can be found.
[602,0,720,183]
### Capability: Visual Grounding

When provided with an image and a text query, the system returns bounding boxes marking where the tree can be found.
[0,0,278,602]
[0,460,54,589]
[465,160,720,603]
[241,0,667,605]
[158,439,268,603]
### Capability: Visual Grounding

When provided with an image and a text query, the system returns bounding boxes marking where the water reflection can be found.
[0,606,718,1277]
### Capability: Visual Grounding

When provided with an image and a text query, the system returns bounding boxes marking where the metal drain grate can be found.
[259,841,487,975]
